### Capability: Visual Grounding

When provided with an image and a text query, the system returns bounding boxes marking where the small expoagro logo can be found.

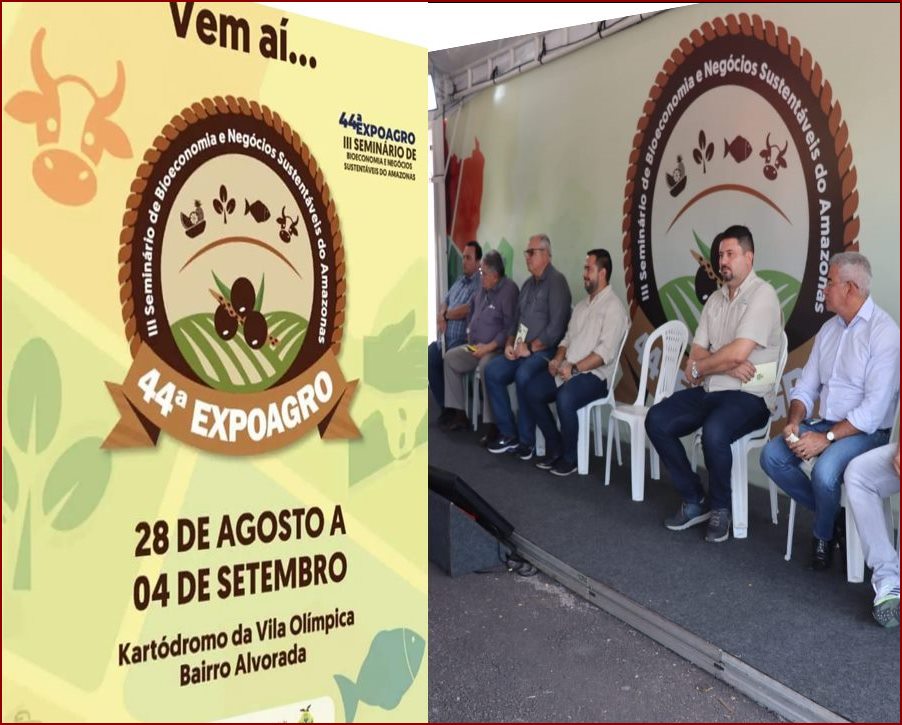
[106,96,358,454]
[621,14,857,417]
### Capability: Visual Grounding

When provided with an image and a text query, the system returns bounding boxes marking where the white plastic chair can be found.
[605,320,689,501]
[572,325,631,475]
[689,331,789,539]
[784,400,900,582]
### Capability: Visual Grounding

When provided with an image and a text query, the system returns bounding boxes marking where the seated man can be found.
[429,241,481,424]
[441,250,519,433]
[484,234,571,458]
[524,249,628,476]
[645,225,782,543]
[760,252,899,569]
[845,443,900,628]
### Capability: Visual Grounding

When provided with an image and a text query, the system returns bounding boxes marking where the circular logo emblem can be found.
[106,97,358,454]
[620,14,858,417]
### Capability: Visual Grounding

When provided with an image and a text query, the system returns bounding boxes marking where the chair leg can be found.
[768,479,779,525]
[630,423,646,502]
[471,374,480,431]
[784,499,796,561]
[592,407,604,457]
[577,408,589,475]
[730,441,749,539]
[649,446,660,480]
[845,502,865,584]
[613,412,623,466]
[604,418,616,487]
[535,426,545,458]
[690,434,699,473]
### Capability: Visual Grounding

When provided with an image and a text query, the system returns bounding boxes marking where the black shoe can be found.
[487,436,518,454]
[514,444,535,461]
[437,407,454,426]
[810,537,833,570]
[441,410,469,432]
[535,453,560,470]
[833,513,846,554]
[550,459,578,477]
[479,424,499,447]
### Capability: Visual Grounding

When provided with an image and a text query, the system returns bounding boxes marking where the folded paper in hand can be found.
[741,360,778,390]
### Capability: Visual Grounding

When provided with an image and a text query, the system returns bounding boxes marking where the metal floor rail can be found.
[511,532,849,723]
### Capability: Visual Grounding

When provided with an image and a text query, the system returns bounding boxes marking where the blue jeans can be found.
[483,350,554,444]
[525,371,608,466]
[428,341,444,408]
[760,420,890,540]
[645,387,770,511]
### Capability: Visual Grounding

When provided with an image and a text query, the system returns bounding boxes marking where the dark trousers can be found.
[524,372,608,466]
[645,387,770,511]
[428,341,444,408]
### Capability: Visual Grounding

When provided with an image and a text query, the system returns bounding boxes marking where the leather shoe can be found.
[441,410,469,432]
[479,424,499,447]
[810,537,833,570]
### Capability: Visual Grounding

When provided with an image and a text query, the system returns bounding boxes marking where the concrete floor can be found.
[428,561,783,723]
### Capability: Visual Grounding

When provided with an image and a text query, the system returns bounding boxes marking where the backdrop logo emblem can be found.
[105,97,359,454]
[620,14,858,417]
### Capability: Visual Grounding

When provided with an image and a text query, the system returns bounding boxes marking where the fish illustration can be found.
[244,199,271,223]
[334,628,425,722]
[724,135,752,163]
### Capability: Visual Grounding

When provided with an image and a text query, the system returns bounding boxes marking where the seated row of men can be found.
[429,226,899,628]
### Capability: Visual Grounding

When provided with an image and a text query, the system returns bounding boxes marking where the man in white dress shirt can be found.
[760,252,900,570]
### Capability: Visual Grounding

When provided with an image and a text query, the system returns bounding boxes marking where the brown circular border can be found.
[621,12,859,317]
[117,95,346,364]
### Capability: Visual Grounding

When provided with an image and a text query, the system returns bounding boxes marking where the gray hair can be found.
[482,250,505,278]
[531,234,551,255]
[830,252,871,295]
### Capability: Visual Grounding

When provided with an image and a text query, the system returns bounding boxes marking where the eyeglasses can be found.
[524,248,544,257]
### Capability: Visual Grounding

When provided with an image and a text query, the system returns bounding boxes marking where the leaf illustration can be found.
[42,437,112,531]
[8,338,61,454]
[498,238,514,279]
[226,198,236,214]
[219,184,227,202]
[758,270,801,322]
[211,270,231,301]
[692,148,703,165]
[254,275,266,312]
[446,237,463,290]
[2,446,18,518]
[705,143,714,161]
[213,198,223,215]
[659,276,703,335]
[699,130,706,148]
[13,494,32,590]
[693,231,711,261]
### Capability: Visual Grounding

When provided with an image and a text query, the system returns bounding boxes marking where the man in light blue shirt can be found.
[761,252,900,571]
[429,241,481,423]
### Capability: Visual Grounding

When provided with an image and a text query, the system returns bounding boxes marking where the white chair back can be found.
[633,320,689,408]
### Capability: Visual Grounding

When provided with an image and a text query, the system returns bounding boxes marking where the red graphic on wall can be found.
[445,133,484,251]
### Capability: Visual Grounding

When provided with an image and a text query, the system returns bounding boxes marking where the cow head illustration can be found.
[4,28,132,205]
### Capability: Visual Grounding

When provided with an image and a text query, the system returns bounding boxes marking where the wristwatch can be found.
[826,430,836,443]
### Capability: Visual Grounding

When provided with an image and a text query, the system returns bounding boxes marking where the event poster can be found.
[2,2,427,721]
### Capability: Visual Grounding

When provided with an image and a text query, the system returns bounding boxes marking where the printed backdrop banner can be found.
[2,3,426,722]
[441,3,899,436]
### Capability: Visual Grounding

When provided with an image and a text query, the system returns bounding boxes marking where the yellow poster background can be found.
[2,3,427,721]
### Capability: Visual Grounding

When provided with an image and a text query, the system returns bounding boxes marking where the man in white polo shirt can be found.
[646,225,783,543]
